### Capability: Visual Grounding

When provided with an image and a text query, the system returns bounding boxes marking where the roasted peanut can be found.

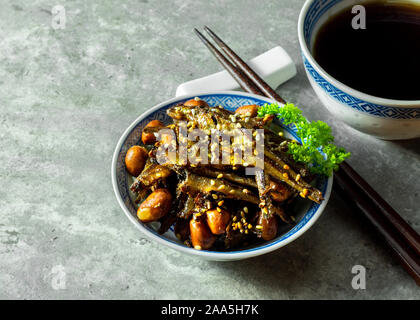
[269,180,292,202]
[235,104,259,117]
[137,189,173,223]
[142,120,164,145]
[183,98,209,107]
[190,219,216,250]
[125,145,148,176]
[258,213,278,241]
[206,208,230,235]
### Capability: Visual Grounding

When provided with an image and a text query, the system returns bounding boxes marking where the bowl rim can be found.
[297,0,420,108]
[111,91,333,260]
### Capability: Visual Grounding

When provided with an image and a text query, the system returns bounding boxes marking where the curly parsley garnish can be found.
[258,103,350,176]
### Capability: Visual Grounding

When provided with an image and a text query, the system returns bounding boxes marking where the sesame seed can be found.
[216,207,222,212]
[299,192,306,198]
[241,211,245,218]
[195,213,201,217]
[194,97,200,101]
[212,194,218,199]
[217,173,223,179]
[248,224,253,229]
[256,225,263,230]
[237,222,243,229]
[229,190,235,194]
[296,174,301,182]
[278,131,284,137]
[245,229,249,234]
[243,189,250,194]
[243,162,249,167]
[243,207,249,213]
[303,188,309,196]
[283,173,289,179]
[194,245,202,250]
[232,216,237,222]
[283,164,290,170]
[218,185,225,190]
[218,200,224,206]
[210,180,215,185]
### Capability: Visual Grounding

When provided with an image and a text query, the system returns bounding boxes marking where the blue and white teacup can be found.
[298,0,420,140]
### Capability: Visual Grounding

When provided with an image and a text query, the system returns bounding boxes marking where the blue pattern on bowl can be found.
[114,93,329,255]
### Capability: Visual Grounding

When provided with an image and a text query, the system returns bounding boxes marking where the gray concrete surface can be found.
[0,0,419,299]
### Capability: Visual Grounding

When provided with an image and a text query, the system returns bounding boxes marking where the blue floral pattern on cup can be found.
[303,57,420,119]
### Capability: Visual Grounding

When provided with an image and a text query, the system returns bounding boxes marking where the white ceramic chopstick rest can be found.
[175,46,297,97]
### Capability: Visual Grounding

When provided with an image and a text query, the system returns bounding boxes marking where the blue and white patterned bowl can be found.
[111,91,332,261]
[298,0,420,140]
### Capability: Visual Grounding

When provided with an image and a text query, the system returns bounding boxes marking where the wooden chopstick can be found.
[334,172,420,285]
[204,26,287,104]
[194,28,265,97]
[194,27,420,285]
[339,161,420,256]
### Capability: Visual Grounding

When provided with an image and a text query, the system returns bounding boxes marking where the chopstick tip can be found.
[193,28,203,37]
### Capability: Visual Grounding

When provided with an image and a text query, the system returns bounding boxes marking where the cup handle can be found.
[175,46,297,97]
